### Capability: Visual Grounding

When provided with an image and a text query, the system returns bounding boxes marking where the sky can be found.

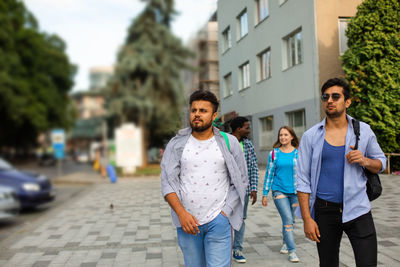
[23,0,217,92]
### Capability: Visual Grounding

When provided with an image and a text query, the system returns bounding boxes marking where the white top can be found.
[180,135,230,225]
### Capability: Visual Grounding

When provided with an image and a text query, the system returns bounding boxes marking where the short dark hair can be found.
[189,90,219,113]
[321,78,351,100]
[230,116,249,133]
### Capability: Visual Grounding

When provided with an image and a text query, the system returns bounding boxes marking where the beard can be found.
[325,108,345,118]
[190,119,213,132]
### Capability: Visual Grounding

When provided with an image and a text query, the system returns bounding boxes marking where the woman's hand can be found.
[262,196,268,207]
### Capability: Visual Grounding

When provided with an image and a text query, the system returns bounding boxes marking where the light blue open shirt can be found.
[296,114,387,223]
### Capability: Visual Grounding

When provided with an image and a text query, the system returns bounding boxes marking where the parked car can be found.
[0,157,55,209]
[0,185,20,220]
[38,153,56,167]
[75,151,89,163]
[36,146,57,166]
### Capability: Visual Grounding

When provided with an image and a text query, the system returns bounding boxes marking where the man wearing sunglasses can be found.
[296,78,386,267]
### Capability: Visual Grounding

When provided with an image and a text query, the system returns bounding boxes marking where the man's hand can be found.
[250,191,257,205]
[177,210,200,235]
[346,146,366,166]
[346,145,382,173]
[165,193,200,235]
[261,196,268,207]
[303,217,320,243]
[297,191,320,242]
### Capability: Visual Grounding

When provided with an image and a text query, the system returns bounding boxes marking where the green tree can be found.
[342,0,400,157]
[0,0,76,149]
[108,0,193,161]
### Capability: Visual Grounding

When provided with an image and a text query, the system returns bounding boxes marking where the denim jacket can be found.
[161,127,249,231]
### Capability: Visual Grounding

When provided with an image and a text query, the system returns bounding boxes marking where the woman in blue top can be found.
[262,126,300,263]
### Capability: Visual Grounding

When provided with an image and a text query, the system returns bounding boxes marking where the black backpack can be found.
[352,119,382,201]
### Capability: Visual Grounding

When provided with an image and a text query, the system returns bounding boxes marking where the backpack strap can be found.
[272,149,275,161]
[239,141,244,152]
[352,119,360,150]
[220,131,230,151]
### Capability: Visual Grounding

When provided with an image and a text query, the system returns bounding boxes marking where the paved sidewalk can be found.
[0,173,399,266]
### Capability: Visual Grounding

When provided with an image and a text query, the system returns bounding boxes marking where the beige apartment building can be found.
[89,66,114,91]
[218,0,363,163]
[71,92,105,120]
[68,66,112,146]
[182,12,220,126]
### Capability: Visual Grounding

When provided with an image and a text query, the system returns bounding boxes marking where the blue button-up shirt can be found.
[296,114,387,223]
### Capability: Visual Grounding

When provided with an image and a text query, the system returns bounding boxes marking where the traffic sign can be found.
[51,129,65,159]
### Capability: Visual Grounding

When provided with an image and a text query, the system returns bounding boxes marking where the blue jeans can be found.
[233,194,249,252]
[177,213,232,267]
[272,191,298,253]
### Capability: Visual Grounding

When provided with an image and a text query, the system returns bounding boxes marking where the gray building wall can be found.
[252,98,320,164]
[218,0,321,164]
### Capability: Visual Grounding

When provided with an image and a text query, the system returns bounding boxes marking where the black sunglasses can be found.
[321,93,342,102]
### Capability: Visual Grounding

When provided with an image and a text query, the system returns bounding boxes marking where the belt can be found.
[316,197,343,208]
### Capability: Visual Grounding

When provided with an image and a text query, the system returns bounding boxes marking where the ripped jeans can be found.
[272,191,298,253]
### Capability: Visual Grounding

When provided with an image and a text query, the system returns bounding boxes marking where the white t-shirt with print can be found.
[180,135,230,225]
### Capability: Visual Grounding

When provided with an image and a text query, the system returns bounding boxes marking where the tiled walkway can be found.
[0,173,399,266]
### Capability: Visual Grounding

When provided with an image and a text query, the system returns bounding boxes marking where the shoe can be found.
[288,252,299,263]
[280,243,288,254]
[233,250,246,263]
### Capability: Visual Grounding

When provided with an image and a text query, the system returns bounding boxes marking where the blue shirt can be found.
[273,150,296,194]
[263,148,298,196]
[296,115,387,223]
[316,140,345,203]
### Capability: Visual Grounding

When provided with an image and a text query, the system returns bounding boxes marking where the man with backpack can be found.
[230,116,259,263]
[161,90,248,267]
[296,78,387,266]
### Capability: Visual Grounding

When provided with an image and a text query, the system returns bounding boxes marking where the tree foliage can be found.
[342,0,400,154]
[0,0,76,148]
[108,0,193,148]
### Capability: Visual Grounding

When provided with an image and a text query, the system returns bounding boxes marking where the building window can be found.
[260,116,273,149]
[338,18,350,55]
[239,62,250,90]
[223,73,233,97]
[237,9,248,40]
[256,0,269,22]
[283,28,302,69]
[222,26,232,52]
[287,109,306,138]
[257,48,271,81]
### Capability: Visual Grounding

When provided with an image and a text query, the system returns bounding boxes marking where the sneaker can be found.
[280,243,288,254]
[288,252,300,263]
[233,250,246,263]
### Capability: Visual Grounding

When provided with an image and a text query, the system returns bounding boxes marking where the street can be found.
[14,159,96,181]
[0,185,87,249]
[0,164,399,266]
[0,160,103,255]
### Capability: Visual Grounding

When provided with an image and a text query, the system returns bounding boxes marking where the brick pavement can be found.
[0,172,399,267]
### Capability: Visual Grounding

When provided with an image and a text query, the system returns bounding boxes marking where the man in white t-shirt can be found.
[161,90,248,267]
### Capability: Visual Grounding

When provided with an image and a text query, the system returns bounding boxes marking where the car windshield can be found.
[0,158,14,170]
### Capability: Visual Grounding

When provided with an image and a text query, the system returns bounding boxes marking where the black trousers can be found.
[315,197,377,267]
